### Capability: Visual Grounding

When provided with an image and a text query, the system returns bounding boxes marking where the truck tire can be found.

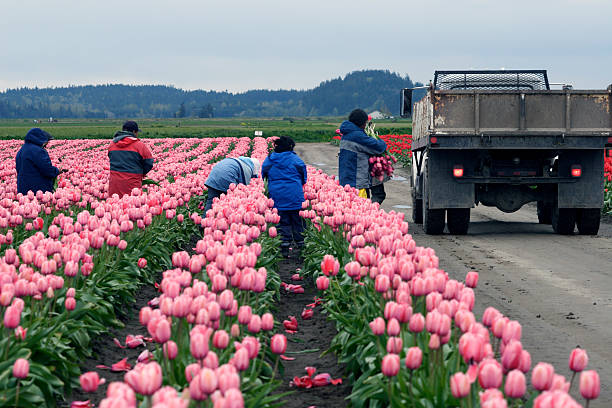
[412,196,423,224]
[551,205,576,235]
[537,201,553,224]
[447,208,470,235]
[422,164,445,234]
[576,208,600,235]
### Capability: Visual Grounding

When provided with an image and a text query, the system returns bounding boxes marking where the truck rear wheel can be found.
[422,164,445,234]
[447,208,470,235]
[537,201,553,224]
[576,208,600,235]
[551,205,576,235]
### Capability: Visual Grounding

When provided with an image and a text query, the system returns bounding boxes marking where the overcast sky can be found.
[1,0,610,92]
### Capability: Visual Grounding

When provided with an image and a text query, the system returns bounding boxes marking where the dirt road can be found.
[296,143,612,407]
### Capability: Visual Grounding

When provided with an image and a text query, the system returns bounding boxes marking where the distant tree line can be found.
[0,70,422,119]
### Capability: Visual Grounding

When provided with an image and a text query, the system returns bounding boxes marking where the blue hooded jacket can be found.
[262,151,307,211]
[15,128,60,195]
[338,121,387,189]
[205,156,257,192]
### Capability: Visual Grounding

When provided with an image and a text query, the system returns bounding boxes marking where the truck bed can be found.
[412,89,611,150]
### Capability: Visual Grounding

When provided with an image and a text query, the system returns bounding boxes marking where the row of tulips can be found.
[298,168,600,407]
[0,137,278,406]
[88,176,302,408]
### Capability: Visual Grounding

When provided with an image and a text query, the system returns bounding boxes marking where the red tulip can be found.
[137,258,147,268]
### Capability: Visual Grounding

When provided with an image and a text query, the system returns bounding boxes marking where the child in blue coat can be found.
[262,136,307,257]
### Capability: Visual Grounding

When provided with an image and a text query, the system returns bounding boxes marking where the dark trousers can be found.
[367,183,386,204]
[204,186,224,213]
[278,210,305,247]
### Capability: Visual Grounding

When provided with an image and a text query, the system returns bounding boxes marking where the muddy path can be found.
[296,142,612,407]
[273,249,351,407]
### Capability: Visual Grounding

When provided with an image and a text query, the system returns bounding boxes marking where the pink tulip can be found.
[124,362,163,396]
[405,347,423,370]
[450,372,470,398]
[479,359,503,389]
[465,271,479,288]
[386,337,403,354]
[409,313,425,333]
[3,305,21,329]
[148,318,171,344]
[580,370,600,400]
[270,334,287,355]
[320,255,339,276]
[369,317,385,336]
[568,348,588,372]
[230,347,249,371]
[163,341,178,360]
[381,353,400,377]
[13,358,29,379]
[185,363,201,383]
[65,297,76,311]
[237,306,252,325]
[374,274,390,293]
[387,318,400,336]
[316,276,329,290]
[532,362,554,391]
[190,332,210,360]
[504,370,526,398]
[196,367,218,394]
[80,371,106,392]
[261,313,274,331]
[501,340,522,372]
[212,330,229,349]
[137,258,147,268]
[248,314,262,333]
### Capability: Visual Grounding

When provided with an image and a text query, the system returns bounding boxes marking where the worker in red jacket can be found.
[107,121,154,198]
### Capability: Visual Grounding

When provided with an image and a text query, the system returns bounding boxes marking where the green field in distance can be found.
[0,117,412,142]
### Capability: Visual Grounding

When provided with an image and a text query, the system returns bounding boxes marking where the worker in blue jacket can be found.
[262,136,307,257]
[338,109,387,203]
[15,128,61,195]
[203,156,261,213]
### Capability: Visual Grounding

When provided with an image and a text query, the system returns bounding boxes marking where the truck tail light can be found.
[571,165,582,177]
[430,136,438,144]
[453,165,464,178]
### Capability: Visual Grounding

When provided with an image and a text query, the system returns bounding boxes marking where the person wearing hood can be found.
[338,109,387,203]
[262,136,307,257]
[203,156,261,213]
[15,128,62,195]
[108,121,154,198]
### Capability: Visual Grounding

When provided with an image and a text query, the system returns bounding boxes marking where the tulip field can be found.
[0,135,606,408]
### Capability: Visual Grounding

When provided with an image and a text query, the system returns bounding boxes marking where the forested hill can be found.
[0,70,421,119]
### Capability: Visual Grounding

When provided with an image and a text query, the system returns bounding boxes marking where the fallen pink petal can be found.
[280,355,296,361]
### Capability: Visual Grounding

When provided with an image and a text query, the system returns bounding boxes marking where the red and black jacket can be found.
[108,131,153,197]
